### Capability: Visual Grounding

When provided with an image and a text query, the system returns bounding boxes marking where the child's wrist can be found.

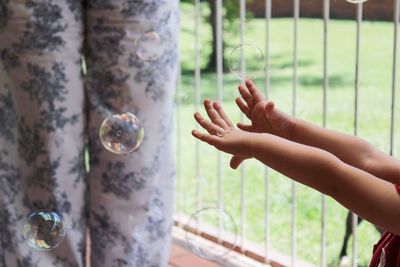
[246,132,262,158]
[287,117,298,141]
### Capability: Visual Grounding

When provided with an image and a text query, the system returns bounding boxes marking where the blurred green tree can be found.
[181,0,252,71]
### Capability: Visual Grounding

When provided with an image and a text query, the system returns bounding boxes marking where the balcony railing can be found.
[173,0,399,266]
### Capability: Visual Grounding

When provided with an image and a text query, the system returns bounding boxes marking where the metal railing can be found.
[174,0,399,266]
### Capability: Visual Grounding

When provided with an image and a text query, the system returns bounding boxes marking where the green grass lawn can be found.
[175,3,400,266]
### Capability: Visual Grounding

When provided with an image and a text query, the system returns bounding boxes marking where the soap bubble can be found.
[136,32,164,61]
[99,112,144,154]
[228,43,265,81]
[128,208,173,248]
[173,90,188,105]
[22,210,66,251]
[185,207,237,261]
[131,223,173,244]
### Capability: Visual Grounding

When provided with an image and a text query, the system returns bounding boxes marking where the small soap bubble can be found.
[22,210,66,251]
[185,207,237,261]
[129,210,173,246]
[228,43,265,81]
[136,32,164,61]
[216,128,224,137]
[99,112,144,154]
[174,90,188,104]
[147,207,164,222]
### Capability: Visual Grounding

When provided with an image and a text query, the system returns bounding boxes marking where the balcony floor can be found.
[168,227,268,267]
[168,241,222,267]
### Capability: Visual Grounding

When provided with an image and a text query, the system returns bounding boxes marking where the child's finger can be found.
[235,97,251,118]
[238,84,254,110]
[192,129,210,143]
[245,80,264,102]
[194,112,224,135]
[230,156,245,169]
[191,129,220,146]
[237,122,253,132]
[204,99,228,129]
[213,102,234,128]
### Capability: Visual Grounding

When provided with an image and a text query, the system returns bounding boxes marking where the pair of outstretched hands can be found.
[191,80,295,169]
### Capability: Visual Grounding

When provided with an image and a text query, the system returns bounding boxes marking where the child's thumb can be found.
[265,101,281,127]
[265,101,275,118]
[230,156,244,169]
[265,101,292,135]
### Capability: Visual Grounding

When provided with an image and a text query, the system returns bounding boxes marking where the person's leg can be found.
[85,1,179,266]
[0,1,86,266]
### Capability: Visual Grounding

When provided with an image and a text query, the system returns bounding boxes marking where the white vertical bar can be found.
[292,0,299,266]
[264,0,271,99]
[352,3,363,267]
[174,1,183,222]
[293,0,299,117]
[321,1,329,267]
[216,0,224,242]
[391,0,399,158]
[239,0,246,253]
[264,0,271,262]
[354,3,362,136]
[216,0,223,107]
[176,64,183,224]
[194,0,202,219]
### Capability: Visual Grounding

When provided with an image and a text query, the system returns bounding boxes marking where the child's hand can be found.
[230,80,296,168]
[236,80,295,140]
[192,99,255,168]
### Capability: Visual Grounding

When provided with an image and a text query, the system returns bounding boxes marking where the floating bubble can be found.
[132,224,173,244]
[136,32,164,61]
[185,207,237,261]
[129,208,173,247]
[228,43,265,81]
[147,206,164,222]
[99,112,144,154]
[216,127,225,137]
[173,90,188,105]
[22,210,66,251]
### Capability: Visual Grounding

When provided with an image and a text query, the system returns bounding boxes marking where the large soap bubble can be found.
[136,32,164,61]
[99,112,144,154]
[185,207,238,261]
[22,210,66,251]
[228,43,265,81]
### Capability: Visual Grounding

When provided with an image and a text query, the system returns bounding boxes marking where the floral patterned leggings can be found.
[0,0,178,266]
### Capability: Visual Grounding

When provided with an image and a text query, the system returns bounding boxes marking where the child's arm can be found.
[288,116,400,184]
[236,80,400,184]
[192,102,400,235]
[250,133,400,235]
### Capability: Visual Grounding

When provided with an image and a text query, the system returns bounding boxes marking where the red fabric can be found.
[396,184,400,195]
[369,184,400,267]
